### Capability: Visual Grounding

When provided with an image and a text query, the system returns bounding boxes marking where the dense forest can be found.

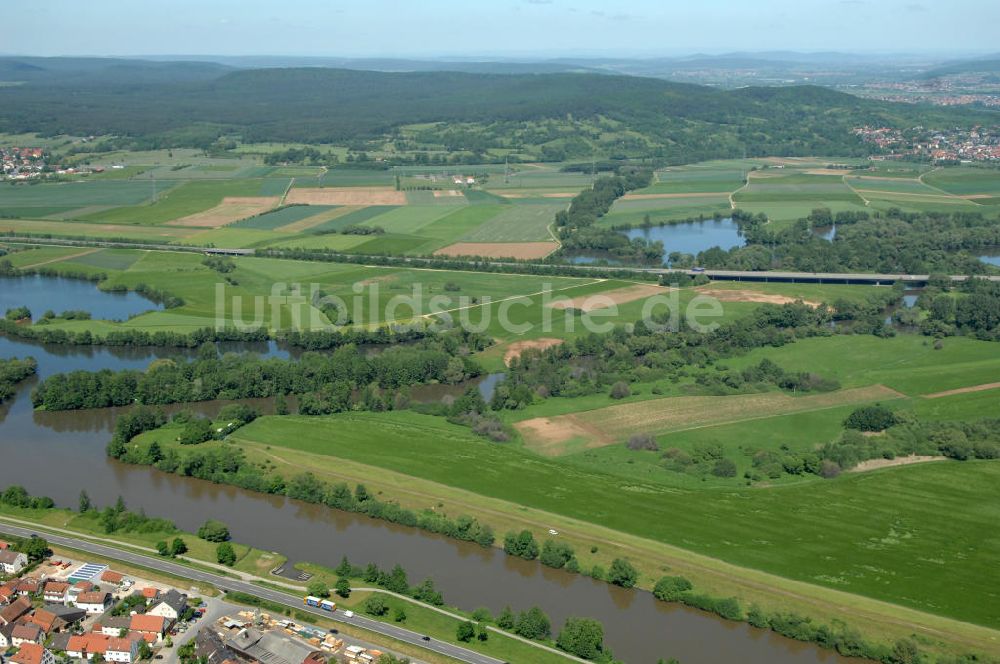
[0,57,994,159]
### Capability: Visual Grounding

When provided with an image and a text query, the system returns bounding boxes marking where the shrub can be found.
[607,558,638,588]
[539,540,575,569]
[556,617,605,659]
[503,530,539,560]
[843,405,897,432]
[652,575,692,602]
[609,381,631,399]
[711,458,737,477]
[197,519,230,542]
[626,433,659,451]
[363,595,388,616]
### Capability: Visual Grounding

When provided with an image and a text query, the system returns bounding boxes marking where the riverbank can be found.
[0,510,588,664]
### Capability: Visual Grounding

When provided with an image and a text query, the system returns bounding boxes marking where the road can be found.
[6,236,998,285]
[0,523,505,664]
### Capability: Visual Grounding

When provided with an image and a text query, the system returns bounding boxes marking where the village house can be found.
[67,633,109,660]
[15,578,41,597]
[11,623,44,647]
[66,581,96,606]
[75,591,112,615]
[106,636,141,664]
[27,608,66,634]
[147,590,187,623]
[130,614,168,643]
[101,571,125,586]
[10,642,56,664]
[0,550,28,575]
[0,596,32,626]
[95,615,132,637]
[43,581,70,603]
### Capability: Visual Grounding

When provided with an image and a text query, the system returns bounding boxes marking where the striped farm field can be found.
[458,204,563,242]
[230,204,337,230]
[515,385,904,456]
[307,206,400,233]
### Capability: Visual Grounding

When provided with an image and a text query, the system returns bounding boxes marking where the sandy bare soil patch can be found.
[622,192,733,200]
[548,283,670,312]
[169,196,279,228]
[433,190,463,198]
[434,242,558,260]
[805,169,852,176]
[923,382,1000,399]
[697,287,821,308]
[285,187,407,206]
[850,455,947,473]
[516,384,904,456]
[503,338,564,366]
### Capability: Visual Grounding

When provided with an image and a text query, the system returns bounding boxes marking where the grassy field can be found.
[77,179,268,225]
[221,411,1000,637]
[458,204,562,242]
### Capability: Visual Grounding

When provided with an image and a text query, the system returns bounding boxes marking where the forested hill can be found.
[0,58,993,159]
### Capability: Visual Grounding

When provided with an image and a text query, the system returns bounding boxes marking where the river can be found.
[0,276,854,664]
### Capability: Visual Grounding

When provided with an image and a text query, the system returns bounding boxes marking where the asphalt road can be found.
[0,523,505,664]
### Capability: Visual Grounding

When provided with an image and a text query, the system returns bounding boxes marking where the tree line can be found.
[32,337,484,411]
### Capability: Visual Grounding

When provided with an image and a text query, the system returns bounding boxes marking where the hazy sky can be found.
[3,0,997,58]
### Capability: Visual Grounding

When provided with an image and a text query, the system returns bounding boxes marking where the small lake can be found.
[980,254,1000,267]
[0,274,161,321]
[567,218,745,266]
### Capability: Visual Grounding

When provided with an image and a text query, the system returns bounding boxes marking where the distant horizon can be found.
[3,0,998,57]
[1,49,997,62]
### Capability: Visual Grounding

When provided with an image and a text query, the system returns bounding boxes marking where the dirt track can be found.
[923,382,1000,399]
[548,283,670,312]
[850,455,947,473]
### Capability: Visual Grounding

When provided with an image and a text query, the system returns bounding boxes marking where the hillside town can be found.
[0,542,407,664]
[852,124,1000,162]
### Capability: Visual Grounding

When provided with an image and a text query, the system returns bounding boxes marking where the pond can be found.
[0,274,161,321]
[980,254,1000,267]
[567,218,745,266]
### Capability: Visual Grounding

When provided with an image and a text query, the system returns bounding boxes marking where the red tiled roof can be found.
[101,571,124,584]
[130,614,167,634]
[141,587,158,599]
[12,623,43,642]
[11,642,46,664]
[107,637,137,653]
[67,633,109,655]
[27,609,57,632]
[0,596,32,624]
[43,581,69,595]
[76,591,110,605]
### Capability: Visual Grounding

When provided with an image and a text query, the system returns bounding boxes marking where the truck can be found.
[320,600,336,612]
[304,596,322,608]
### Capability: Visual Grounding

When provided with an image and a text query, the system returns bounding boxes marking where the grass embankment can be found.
[0,502,280,579]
